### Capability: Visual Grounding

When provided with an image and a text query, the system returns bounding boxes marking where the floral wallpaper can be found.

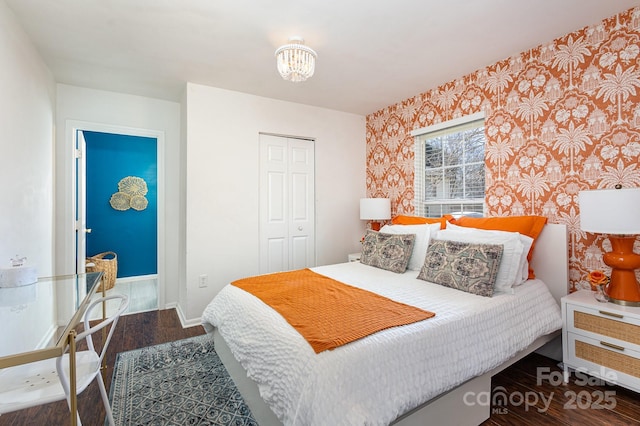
[366,7,640,292]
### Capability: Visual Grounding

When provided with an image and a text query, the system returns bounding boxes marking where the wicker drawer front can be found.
[575,340,640,379]
[565,333,640,392]
[573,311,640,346]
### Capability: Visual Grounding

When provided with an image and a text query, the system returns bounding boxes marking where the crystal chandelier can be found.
[275,37,317,82]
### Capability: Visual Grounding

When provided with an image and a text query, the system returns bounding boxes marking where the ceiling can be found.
[5,0,640,116]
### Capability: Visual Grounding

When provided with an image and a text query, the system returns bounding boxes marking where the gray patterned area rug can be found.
[109,334,257,425]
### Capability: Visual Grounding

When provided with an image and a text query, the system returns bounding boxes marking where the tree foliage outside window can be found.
[414,116,486,217]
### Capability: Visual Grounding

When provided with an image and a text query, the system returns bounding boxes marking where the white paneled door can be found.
[259,134,315,274]
[75,130,88,274]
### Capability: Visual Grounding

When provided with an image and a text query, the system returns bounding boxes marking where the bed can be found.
[202,221,568,426]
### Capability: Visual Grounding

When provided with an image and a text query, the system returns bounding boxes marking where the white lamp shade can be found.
[360,198,391,220]
[578,188,640,234]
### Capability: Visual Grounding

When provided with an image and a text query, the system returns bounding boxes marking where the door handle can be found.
[298,226,303,231]
[85,228,92,233]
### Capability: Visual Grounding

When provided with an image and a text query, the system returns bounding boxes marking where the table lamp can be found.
[360,198,391,231]
[578,186,640,306]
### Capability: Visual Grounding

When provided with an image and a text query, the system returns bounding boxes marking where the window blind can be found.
[413,114,486,217]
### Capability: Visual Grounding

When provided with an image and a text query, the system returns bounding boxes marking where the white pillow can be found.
[515,234,533,285]
[380,223,441,271]
[446,222,533,286]
[436,228,524,294]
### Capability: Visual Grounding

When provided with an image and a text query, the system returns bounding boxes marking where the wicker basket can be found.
[86,251,117,292]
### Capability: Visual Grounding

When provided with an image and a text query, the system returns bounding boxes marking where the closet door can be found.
[259,134,315,273]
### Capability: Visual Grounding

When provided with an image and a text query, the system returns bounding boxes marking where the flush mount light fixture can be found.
[275,37,317,82]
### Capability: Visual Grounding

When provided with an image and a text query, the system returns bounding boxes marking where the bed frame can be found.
[212,223,568,426]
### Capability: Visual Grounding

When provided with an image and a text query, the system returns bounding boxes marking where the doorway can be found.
[73,123,164,315]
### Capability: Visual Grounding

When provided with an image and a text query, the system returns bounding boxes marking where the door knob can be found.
[85,228,92,233]
[298,226,303,231]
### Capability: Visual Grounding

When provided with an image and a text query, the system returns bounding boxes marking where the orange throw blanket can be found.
[231,268,435,353]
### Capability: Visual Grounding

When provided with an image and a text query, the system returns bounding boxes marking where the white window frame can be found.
[411,112,486,218]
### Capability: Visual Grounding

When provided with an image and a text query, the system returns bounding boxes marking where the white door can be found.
[75,130,89,273]
[259,134,315,273]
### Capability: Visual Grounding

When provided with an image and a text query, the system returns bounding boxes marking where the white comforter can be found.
[201,262,562,426]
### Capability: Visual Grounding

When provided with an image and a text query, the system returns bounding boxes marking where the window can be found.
[412,113,486,218]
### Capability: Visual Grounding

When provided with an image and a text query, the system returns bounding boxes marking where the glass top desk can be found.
[0,272,103,425]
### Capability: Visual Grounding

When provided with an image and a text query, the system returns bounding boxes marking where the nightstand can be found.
[348,253,361,262]
[562,290,640,393]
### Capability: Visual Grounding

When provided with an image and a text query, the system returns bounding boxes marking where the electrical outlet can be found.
[198,274,208,288]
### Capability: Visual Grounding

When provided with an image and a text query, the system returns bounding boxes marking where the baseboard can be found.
[175,303,203,328]
[115,274,158,284]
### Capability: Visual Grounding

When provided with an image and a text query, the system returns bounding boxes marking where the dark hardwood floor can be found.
[2,309,639,425]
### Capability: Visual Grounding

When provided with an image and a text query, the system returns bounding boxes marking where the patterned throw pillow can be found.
[417,239,503,297]
[360,230,416,273]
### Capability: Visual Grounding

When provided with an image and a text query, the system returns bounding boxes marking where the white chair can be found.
[0,294,129,425]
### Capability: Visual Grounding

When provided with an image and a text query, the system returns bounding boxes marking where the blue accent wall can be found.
[84,131,157,278]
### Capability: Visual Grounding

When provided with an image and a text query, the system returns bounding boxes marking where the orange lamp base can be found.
[370,221,382,232]
[603,236,640,306]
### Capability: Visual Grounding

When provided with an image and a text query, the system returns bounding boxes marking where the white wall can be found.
[54,84,181,307]
[183,83,366,323]
[0,1,56,352]
[0,1,56,271]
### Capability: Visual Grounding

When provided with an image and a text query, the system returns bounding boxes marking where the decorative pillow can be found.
[449,215,547,278]
[446,223,534,286]
[391,215,451,228]
[379,223,441,271]
[417,239,503,297]
[436,228,524,294]
[360,230,416,273]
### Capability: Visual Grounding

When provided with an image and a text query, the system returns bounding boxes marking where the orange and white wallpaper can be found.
[366,7,640,292]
